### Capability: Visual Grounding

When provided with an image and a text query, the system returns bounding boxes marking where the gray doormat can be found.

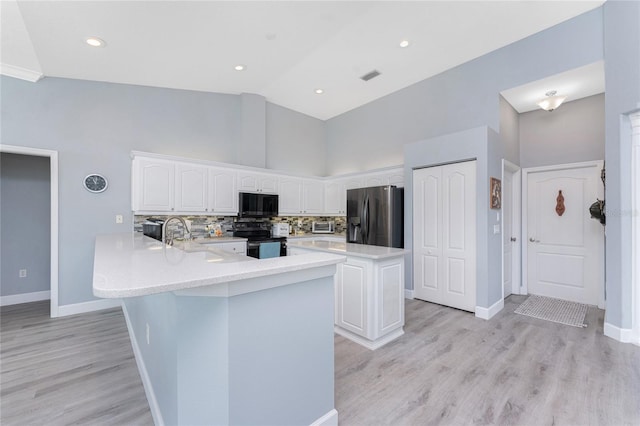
[514,295,589,328]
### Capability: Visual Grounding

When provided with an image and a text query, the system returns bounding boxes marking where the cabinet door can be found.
[387,169,404,187]
[364,173,386,187]
[324,181,345,215]
[335,258,369,338]
[302,179,325,214]
[209,168,237,214]
[133,158,174,212]
[175,163,208,212]
[222,242,247,255]
[343,178,364,190]
[237,172,259,192]
[279,177,303,214]
[259,175,279,194]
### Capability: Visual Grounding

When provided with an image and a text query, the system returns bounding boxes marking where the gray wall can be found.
[0,153,50,297]
[499,95,520,165]
[603,0,640,330]
[519,94,605,168]
[325,7,604,175]
[404,127,503,309]
[0,77,325,306]
[266,102,326,176]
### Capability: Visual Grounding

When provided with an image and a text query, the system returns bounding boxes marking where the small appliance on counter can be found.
[312,221,335,234]
[142,219,164,241]
[271,223,290,237]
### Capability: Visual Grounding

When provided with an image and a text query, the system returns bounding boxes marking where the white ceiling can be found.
[1,1,605,120]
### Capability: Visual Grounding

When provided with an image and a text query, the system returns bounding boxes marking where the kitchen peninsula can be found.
[93,233,344,426]
[288,239,408,350]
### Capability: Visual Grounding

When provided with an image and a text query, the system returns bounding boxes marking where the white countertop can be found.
[93,233,344,298]
[287,239,409,260]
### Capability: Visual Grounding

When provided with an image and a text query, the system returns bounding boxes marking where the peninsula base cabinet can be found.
[334,256,405,350]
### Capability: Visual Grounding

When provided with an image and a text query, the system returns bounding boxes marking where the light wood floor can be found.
[2,296,639,425]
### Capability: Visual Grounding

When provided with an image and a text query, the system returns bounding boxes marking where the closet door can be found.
[413,161,476,312]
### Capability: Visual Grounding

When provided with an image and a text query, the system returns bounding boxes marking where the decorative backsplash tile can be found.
[134,215,346,238]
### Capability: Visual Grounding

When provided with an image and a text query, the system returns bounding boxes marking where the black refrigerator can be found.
[346,185,404,248]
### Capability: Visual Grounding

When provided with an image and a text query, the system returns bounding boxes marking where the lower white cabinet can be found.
[334,256,405,349]
[201,240,247,255]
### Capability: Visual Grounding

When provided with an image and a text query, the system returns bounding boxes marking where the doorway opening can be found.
[0,145,59,317]
[502,160,521,299]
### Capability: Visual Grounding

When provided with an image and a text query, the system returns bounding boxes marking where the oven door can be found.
[247,240,286,259]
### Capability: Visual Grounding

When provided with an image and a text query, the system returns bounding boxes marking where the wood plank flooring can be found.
[2,296,639,425]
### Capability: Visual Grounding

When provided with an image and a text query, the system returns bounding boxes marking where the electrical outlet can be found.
[116,214,124,224]
[19,269,27,278]
[146,323,150,345]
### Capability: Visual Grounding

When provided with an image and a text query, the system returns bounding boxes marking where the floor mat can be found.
[514,295,589,328]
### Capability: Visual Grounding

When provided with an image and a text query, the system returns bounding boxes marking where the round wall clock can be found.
[83,174,108,193]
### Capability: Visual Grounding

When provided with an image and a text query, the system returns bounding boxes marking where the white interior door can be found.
[502,162,521,298]
[503,170,513,298]
[413,161,476,312]
[526,162,604,305]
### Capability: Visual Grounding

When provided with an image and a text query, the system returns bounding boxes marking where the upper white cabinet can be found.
[175,163,208,212]
[132,158,175,212]
[279,177,324,215]
[208,167,238,214]
[324,180,346,215]
[237,172,278,194]
[133,156,237,214]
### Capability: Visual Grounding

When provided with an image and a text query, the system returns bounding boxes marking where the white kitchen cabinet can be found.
[175,163,208,212]
[278,177,303,215]
[209,167,238,214]
[302,179,325,214]
[237,172,278,194]
[334,256,404,348]
[387,169,404,187]
[132,158,175,212]
[222,241,246,255]
[278,177,324,215]
[324,180,346,215]
[364,173,386,187]
[132,156,238,215]
[200,240,247,255]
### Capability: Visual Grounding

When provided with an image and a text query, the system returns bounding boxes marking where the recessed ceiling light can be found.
[234,64,246,71]
[399,40,410,48]
[86,37,106,48]
[315,89,324,94]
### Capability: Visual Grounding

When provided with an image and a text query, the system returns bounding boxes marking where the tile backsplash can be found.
[134,215,346,238]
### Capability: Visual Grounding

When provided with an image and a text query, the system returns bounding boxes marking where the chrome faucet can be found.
[162,216,189,246]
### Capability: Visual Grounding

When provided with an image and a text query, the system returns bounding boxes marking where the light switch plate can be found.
[493,225,501,234]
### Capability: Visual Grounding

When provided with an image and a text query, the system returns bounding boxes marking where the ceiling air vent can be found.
[360,70,381,82]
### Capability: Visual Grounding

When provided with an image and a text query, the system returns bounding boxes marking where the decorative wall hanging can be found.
[490,177,501,209]
[555,190,565,216]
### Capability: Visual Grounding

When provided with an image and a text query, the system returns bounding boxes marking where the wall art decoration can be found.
[490,177,501,210]
[556,190,566,216]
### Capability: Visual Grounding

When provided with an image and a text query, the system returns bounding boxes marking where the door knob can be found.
[510,237,517,242]
[529,237,540,243]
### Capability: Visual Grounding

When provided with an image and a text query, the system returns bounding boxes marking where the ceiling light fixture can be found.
[315,89,324,94]
[234,64,246,71]
[537,90,567,112]
[85,37,106,48]
[399,40,410,48]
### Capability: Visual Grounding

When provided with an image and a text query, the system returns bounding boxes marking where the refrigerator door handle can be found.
[363,195,369,243]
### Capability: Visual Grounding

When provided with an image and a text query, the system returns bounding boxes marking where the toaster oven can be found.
[312,221,335,234]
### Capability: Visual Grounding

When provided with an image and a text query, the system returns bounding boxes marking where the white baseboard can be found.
[310,409,338,426]
[0,290,50,306]
[57,298,122,316]
[334,326,404,350]
[404,289,414,299]
[604,322,634,343]
[475,298,504,320]
[122,303,165,426]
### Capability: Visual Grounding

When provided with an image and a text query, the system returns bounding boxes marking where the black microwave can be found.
[238,192,279,218]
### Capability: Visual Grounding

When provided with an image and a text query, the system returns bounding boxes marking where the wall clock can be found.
[84,174,108,193]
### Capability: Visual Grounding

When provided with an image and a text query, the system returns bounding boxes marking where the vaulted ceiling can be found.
[1,1,604,120]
